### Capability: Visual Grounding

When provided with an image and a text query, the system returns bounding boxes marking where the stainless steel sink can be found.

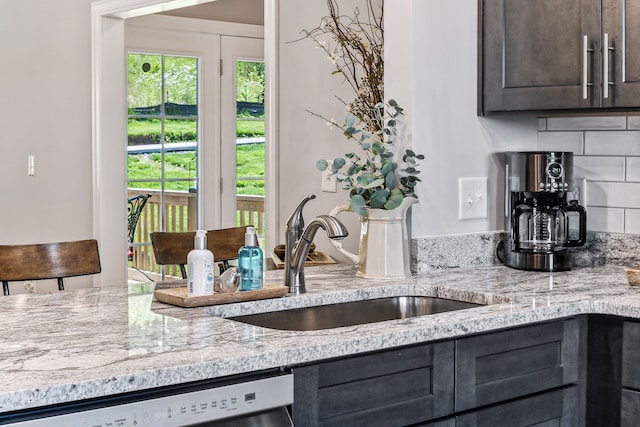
[228,296,482,331]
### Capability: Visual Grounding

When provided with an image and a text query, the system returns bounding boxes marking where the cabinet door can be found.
[622,321,640,389]
[620,321,640,426]
[602,0,640,107]
[480,0,602,113]
[456,318,583,412]
[456,386,582,427]
[621,389,640,427]
[291,341,455,427]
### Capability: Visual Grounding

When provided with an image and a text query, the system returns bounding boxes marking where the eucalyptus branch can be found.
[300,1,425,215]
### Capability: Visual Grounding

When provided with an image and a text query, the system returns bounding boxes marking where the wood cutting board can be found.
[154,284,288,308]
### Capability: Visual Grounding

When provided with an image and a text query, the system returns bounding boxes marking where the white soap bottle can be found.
[187,230,214,296]
[238,226,264,291]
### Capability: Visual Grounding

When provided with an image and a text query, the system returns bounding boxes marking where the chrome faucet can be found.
[285,195,348,294]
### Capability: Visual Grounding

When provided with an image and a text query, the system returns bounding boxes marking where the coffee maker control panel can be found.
[539,159,568,192]
[538,181,569,191]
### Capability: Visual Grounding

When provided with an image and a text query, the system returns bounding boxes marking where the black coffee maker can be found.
[503,151,587,271]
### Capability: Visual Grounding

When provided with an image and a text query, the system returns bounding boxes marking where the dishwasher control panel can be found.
[3,374,293,426]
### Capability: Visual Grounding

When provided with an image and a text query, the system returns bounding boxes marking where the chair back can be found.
[0,239,101,295]
[151,227,250,279]
[128,193,152,244]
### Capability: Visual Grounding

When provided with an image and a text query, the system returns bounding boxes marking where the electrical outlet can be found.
[458,177,488,220]
[322,167,337,193]
[23,281,35,293]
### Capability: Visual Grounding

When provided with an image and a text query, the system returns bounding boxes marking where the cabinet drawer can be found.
[456,386,582,427]
[456,318,582,411]
[622,321,640,389]
[292,341,454,427]
[621,388,640,427]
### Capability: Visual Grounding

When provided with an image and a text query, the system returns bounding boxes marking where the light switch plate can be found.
[458,177,488,220]
[321,166,337,193]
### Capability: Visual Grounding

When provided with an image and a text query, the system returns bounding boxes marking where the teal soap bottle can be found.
[238,226,263,291]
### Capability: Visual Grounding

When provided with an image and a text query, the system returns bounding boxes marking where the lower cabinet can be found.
[456,318,583,412]
[290,342,455,427]
[456,386,581,427]
[290,318,585,427]
[621,321,640,427]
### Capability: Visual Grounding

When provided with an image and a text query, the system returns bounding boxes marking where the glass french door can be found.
[220,36,265,239]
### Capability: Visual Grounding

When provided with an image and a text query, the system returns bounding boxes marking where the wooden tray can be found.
[154,284,288,308]
[271,251,336,269]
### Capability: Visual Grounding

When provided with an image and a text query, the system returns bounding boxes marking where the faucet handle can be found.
[286,194,316,233]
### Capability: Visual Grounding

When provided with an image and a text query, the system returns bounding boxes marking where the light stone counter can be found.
[1,264,639,413]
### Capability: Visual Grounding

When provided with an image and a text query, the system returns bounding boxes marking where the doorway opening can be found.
[92,0,278,285]
[124,18,265,282]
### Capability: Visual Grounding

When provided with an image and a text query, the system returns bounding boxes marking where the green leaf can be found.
[316,159,328,171]
[345,113,356,127]
[384,188,404,210]
[388,99,398,107]
[359,177,385,189]
[356,171,375,185]
[381,161,394,176]
[350,194,367,216]
[385,170,397,190]
[332,158,346,169]
[370,190,389,208]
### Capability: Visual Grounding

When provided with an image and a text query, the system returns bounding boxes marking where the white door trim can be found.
[91,0,279,285]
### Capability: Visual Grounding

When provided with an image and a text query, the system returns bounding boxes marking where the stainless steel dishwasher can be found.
[0,370,293,426]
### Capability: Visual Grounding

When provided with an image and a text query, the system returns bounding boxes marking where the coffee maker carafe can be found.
[504,152,587,271]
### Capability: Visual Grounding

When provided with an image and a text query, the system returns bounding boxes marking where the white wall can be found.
[0,0,94,243]
[0,0,96,292]
[277,0,372,258]
[408,0,539,238]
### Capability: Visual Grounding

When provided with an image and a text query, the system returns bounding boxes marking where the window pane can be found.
[128,118,162,183]
[236,60,265,197]
[164,56,198,111]
[128,54,162,115]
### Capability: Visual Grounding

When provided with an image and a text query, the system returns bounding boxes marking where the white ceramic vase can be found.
[329,197,417,278]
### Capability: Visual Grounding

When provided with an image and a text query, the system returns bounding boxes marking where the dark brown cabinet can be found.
[621,321,640,426]
[291,342,455,427]
[290,318,585,427]
[456,387,582,427]
[455,318,584,413]
[479,0,640,114]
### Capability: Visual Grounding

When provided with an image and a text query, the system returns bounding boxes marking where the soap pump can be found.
[238,226,264,291]
[187,230,214,296]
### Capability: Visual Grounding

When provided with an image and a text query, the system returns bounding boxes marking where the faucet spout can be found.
[285,212,348,295]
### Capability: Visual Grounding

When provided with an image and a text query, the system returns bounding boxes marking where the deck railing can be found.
[128,189,265,276]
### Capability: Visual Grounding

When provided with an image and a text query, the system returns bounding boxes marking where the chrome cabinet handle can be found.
[603,33,615,99]
[582,35,594,99]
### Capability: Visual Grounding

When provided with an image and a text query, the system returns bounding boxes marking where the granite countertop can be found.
[1,263,640,413]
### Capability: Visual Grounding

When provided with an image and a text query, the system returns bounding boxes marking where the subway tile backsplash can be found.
[538,117,640,234]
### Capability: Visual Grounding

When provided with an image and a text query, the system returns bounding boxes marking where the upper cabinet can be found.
[479,0,640,114]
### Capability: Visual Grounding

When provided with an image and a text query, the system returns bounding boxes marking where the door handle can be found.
[582,35,594,100]
[603,33,615,99]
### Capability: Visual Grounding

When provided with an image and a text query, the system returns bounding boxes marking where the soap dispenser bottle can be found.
[187,230,214,296]
[238,226,263,291]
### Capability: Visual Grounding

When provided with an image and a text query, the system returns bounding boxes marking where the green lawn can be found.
[128,118,265,143]
[127,118,265,195]
[128,143,265,195]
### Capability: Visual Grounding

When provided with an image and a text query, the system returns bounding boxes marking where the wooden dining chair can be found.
[0,239,101,295]
[151,227,250,279]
